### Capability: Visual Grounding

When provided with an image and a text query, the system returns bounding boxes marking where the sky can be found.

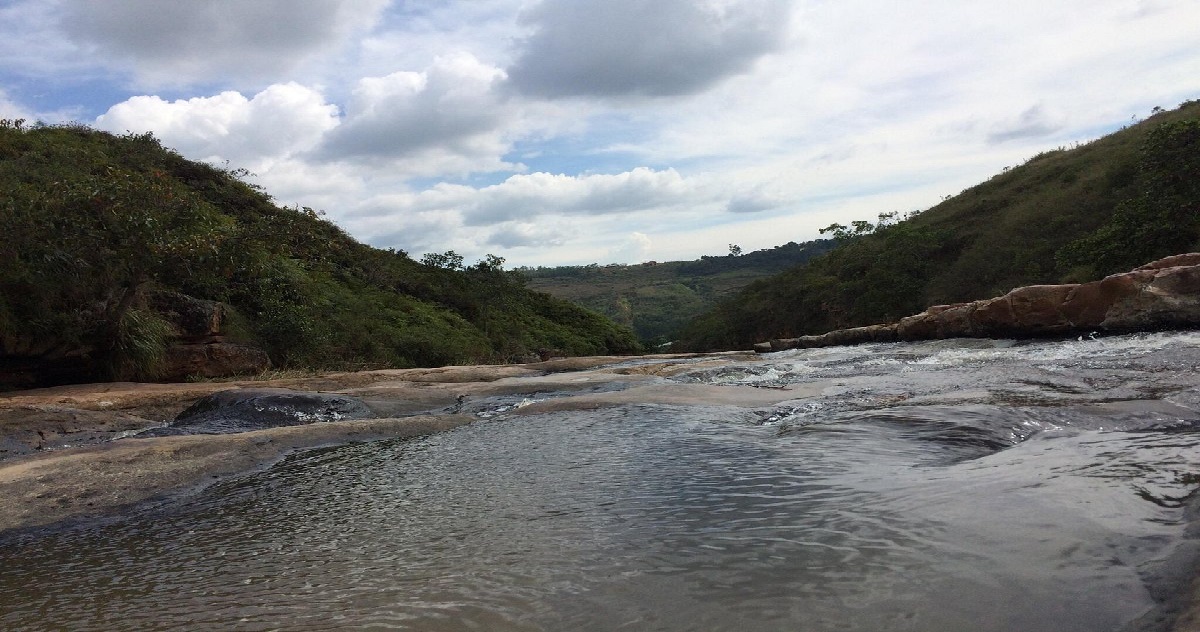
[1,0,1198,268]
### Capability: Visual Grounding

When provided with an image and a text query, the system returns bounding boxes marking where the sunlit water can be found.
[5,332,1200,631]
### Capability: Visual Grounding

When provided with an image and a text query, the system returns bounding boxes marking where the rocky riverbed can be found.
[0,355,717,535]
[5,340,1200,631]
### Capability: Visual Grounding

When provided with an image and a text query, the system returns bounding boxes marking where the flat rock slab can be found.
[0,407,156,461]
[143,388,376,436]
[0,415,473,535]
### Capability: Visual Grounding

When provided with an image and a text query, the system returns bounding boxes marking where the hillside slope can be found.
[0,121,641,386]
[523,240,834,345]
[678,100,1200,350]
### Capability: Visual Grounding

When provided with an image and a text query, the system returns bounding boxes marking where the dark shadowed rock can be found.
[158,343,271,382]
[1,292,268,388]
[150,291,225,341]
[142,388,375,436]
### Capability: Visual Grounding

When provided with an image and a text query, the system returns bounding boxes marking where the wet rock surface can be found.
[0,407,156,461]
[142,388,376,436]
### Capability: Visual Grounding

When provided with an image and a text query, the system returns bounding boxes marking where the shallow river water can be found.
[5,332,1200,631]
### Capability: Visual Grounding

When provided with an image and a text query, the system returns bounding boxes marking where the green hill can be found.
[522,240,834,346]
[678,100,1200,350]
[0,121,641,386]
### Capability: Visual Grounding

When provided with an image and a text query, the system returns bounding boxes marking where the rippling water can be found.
[4,332,1200,631]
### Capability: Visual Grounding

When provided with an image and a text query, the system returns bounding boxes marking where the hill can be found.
[522,240,835,345]
[678,99,1200,350]
[0,121,641,387]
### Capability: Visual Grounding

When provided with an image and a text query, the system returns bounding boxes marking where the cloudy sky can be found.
[2,1,1198,267]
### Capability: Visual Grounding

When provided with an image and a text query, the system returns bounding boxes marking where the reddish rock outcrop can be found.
[151,292,272,381]
[1,293,270,387]
[760,254,1200,352]
[158,342,271,382]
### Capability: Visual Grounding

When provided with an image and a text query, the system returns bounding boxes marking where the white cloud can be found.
[340,167,708,229]
[508,0,793,98]
[608,232,654,263]
[726,186,785,214]
[363,209,469,258]
[318,53,519,176]
[4,0,1191,270]
[0,90,34,122]
[487,222,570,249]
[461,168,700,225]
[95,83,340,168]
[59,0,388,87]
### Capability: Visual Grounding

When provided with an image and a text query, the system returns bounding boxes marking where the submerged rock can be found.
[762,253,1200,352]
[142,388,375,436]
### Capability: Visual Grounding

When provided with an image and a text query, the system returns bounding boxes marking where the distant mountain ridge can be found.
[522,240,835,345]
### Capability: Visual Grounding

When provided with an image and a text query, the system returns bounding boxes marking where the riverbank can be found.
[0,354,736,536]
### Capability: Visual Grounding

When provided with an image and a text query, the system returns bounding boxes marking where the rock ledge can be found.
[760,253,1200,352]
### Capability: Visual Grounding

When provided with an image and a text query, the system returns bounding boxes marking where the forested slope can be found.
[0,122,640,386]
[679,100,1200,350]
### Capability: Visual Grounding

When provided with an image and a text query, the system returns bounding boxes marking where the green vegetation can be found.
[678,100,1200,350]
[0,121,640,385]
[522,240,834,346]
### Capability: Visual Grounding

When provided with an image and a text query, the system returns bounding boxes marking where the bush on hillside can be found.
[0,120,640,384]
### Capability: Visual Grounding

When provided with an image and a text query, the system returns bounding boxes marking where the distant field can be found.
[522,241,833,345]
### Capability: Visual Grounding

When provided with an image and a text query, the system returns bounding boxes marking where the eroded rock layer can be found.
[760,253,1200,352]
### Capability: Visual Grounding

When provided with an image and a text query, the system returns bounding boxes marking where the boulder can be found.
[1006,284,1077,333]
[150,291,226,341]
[159,342,270,382]
[933,304,977,338]
[897,312,939,341]
[1103,265,1200,330]
[866,324,900,342]
[1060,272,1144,328]
[821,325,891,346]
[970,296,1016,336]
[143,388,375,436]
[766,339,797,352]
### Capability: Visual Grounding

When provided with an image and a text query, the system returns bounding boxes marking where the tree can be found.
[420,250,465,270]
[819,219,876,243]
[728,244,742,257]
[472,254,506,272]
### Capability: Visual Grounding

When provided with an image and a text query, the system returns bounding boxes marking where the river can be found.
[3,332,1200,631]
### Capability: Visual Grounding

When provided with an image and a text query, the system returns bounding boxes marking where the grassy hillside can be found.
[523,240,834,345]
[678,100,1200,350]
[0,121,641,385]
